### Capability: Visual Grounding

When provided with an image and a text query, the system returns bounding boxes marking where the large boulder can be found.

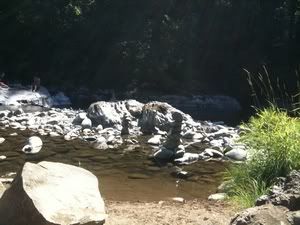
[0,161,106,225]
[258,171,300,210]
[87,100,143,127]
[230,204,291,225]
[138,101,195,134]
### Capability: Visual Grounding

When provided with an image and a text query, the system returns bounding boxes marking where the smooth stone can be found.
[78,112,87,120]
[81,117,92,129]
[202,148,224,158]
[49,132,60,137]
[174,153,199,165]
[147,135,162,145]
[0,156,6,160]
[0,161,106,225]
[9,133,18,136]
[171,197,185,203]
[208,193,228,201]
[225,148,247,161]
[22,136,43,154]
[0,137,5,144]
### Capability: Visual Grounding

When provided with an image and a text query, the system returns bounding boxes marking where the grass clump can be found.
[227,107,300,208]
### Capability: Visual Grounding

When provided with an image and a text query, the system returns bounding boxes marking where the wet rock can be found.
[22,136,43,154]
[225,148,247,161]
[0,161,106,225]
[230,204,290,225]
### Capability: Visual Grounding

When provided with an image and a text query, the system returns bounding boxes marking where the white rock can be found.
[96,124,103,131]
[147,135,162,145]
[0,137,5,144]
[0,155,6,160]
[81,117,92,129]
[0,161,106,225]
[208,193,228,201]
[171,197,185,203]
[10,122,21,129]
[49,132,60,137]
[22,136,43,154]
[225,148,247,161]
[202,148,224,158]
[139,101,193,133]
[78,112,87,120]
[87,100,142,127]
[174,153,199,165]
[210,139,224,148]
[9,132,18,136]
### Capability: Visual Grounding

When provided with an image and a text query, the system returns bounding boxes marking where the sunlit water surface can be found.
[0,127,227,201]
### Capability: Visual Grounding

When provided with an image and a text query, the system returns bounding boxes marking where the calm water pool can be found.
[0,128,228,201]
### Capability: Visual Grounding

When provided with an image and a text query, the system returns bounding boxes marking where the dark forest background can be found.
[1,0,300,104]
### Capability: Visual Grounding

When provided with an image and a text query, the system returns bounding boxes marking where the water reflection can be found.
[0,128,227,201]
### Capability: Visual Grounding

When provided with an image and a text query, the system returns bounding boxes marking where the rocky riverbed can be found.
[0,86,248,224]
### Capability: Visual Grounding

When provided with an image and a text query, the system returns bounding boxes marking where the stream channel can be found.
[0,106,228,202]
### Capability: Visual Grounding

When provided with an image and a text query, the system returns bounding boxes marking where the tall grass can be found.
[227,106,300,208]
[243,66,300,115]
[226,67,300,208]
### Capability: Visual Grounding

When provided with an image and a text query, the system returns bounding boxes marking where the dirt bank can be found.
[105,200,236,225]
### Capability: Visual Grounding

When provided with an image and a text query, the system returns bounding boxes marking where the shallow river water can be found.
[0,128,228,202]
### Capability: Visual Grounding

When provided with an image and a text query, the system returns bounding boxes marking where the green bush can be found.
[227,107,300,208]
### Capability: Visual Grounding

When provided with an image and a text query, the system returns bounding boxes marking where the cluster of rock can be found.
[230,170,300,225]
[0,85,71,107]
[0,99,246,163]
[0,161,106,225]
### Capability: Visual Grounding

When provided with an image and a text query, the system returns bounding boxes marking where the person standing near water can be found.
[32,76,41,92]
